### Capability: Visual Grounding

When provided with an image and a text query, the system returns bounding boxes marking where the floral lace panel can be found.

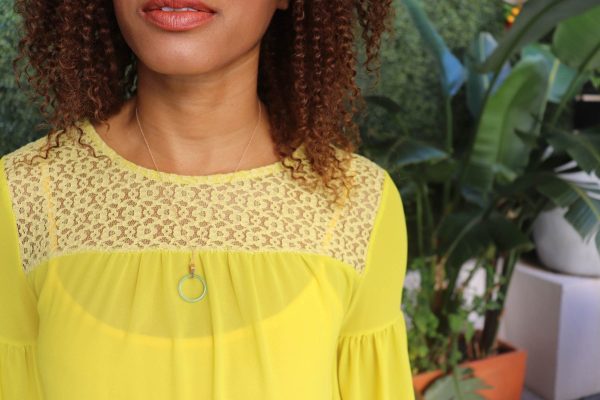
[2,131,386,274]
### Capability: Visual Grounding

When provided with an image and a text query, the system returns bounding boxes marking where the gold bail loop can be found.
[188,259,196,277]
[178,248,207,303]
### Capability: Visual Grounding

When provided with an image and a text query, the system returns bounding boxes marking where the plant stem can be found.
[443,95,454,212]
[422,183,435,255]
[416,183,425,257]
[441,199,497,309]
[480,249,519,354]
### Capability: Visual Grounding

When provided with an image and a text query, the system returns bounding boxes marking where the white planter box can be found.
[497,260,600,400]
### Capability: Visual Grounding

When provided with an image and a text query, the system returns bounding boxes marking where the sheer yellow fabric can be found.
[0,119,415,400]
[0,159,44,399]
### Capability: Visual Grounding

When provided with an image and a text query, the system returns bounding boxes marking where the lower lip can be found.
[143,9,216,32]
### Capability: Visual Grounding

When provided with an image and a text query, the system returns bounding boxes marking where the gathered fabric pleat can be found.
[336,314,415,400]
[0,342,43,400]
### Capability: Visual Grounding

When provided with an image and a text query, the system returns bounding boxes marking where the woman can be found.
[0,0,414,399]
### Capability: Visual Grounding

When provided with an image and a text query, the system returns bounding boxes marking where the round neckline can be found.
[79,118,290,185]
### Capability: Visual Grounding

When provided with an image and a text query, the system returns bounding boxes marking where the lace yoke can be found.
[1,120,387,275]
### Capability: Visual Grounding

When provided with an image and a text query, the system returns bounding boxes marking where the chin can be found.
[139,49,222,76]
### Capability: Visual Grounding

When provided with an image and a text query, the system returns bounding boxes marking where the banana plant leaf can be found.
[462,55,550,195]
[552,5,600,72]
[522,43,581,104]
[478,0,600,73]
[400,0,465,97]
[544,126,600,176]
[418,159,459,183]
[361,144,394,170]
[466,32,512,117]
[438,211,533,271]
[388,137,449,168]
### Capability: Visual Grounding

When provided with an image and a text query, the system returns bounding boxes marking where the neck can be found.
[116,45,278,175]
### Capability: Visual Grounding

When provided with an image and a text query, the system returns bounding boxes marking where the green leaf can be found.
[424,366,492,400]
[487,215,534,252]
[438,211,490,269]
[466,32,512,117]
[420,159,458,183]
[361,144,393,169]
[400,0,465,97]
[388,138,449,168]
[464,323,475,344]
[463,56,550,192]
[536,175,600,251]
[564,197,600,240]
[448,314,464,334]
[478,0,600,73]
[522,43,581,103]
[439,211,534,270]
[536,175,578,206]
[545,128,600,176]
[552,5,600,72]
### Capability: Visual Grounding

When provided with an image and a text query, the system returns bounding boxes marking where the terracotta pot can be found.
[412,337,527,399]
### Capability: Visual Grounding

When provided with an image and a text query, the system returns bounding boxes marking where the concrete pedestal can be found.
[498,260,600,400]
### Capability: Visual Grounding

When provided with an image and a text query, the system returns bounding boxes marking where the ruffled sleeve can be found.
[336,171,415,400]
[0,156,43,400]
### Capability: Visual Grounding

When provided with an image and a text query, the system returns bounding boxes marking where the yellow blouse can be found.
[0,119,415,400]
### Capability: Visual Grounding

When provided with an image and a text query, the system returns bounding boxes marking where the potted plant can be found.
[532,74,600,277]
[357,0,600,397]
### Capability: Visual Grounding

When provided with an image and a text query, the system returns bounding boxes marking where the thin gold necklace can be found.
[134,101,262,303]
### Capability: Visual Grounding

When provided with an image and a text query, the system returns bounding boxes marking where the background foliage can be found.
[0,0,45,156]
[357,0,504,150]
[359,0,600,391]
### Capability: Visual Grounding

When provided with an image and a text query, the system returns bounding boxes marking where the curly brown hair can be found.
[12,0,394,207]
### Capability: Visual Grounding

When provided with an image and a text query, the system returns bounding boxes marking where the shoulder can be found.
[0,127,84,274]
[1,134,48,169]
[325,147,392,274]
[1,135,51,202]
[331,145,390,207]
[0,137,51,274]
[341,150,404,237]
[1,124,88,185]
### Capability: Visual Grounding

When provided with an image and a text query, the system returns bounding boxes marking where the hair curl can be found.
[13,0,394,207]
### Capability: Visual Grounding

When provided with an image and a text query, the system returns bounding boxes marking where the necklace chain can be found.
[134,102,262,178]
[133,101,262,302]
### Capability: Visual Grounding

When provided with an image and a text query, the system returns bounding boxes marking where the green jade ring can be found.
[178,259,207,303]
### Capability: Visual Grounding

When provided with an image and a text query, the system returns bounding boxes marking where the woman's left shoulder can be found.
[332,145,389,199]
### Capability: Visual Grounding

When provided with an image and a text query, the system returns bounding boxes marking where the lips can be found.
[141,0,217,31]
[142,0,216,13]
